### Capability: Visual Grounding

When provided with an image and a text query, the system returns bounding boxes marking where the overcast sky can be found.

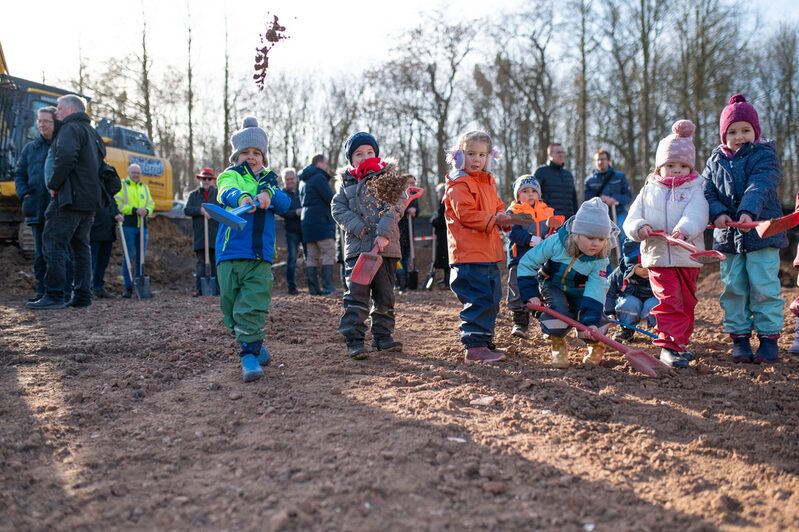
[4,0,796,92]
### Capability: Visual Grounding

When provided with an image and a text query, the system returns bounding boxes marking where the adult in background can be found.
[430,182,450,289]
[115,163,154,298]
[13,106,62,303]
[584,149,632,243]
[184,167,220,296]
[280,167,303,295]
[298,153,336,295]
[533,142,579,220]
[28,95,102,309]
[90,195,122,298]
[397,174,419,293]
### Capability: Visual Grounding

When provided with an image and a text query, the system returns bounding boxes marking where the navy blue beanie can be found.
[344,132,379,164]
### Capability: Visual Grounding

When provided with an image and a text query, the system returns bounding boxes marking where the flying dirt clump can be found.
[365,162,409,206]
[253,14,289,91]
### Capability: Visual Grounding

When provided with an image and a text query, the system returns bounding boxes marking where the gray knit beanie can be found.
[571,197,611,238]
[513,175,542,200]
[229,116,269,164]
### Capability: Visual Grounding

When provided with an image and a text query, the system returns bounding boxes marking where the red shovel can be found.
[649,230,725,264]
[755,211,799,238]
[527,302,670,378]
[350,244,383,285]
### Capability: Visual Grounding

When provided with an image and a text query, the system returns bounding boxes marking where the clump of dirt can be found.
[253,14,289,91]
[365,163,408,205]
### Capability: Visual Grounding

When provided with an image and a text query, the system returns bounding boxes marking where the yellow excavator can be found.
[0,41,172,257]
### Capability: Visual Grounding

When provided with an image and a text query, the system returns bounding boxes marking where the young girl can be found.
[444,130,513,365]
[518,197,614,368]
[331,132,403,359]
[624,119,708,368]
[506,175,554,338]
[704,95,787,364]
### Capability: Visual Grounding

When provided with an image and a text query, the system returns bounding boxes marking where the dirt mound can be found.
[0,246,36,295]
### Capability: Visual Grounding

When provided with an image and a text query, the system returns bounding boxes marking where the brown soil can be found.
[1,222,798,530]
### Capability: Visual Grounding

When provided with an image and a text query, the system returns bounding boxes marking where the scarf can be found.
[351,157,386,180]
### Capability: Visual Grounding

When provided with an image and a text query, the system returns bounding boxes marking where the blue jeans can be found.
[122,226,148,289]
[42,204,91,300]
[32,223,73,296]
[91,241,114,291]
[615,294,658,328]
[450,263,501,348]
[285,231,302,291]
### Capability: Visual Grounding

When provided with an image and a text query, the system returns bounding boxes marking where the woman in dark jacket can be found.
[430,183,450,289]
[184,167,220,296]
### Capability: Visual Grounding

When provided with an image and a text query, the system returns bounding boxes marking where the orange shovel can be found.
[350,244,383,285]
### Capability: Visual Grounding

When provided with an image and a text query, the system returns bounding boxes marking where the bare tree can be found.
[186,3,195,177]
[138,8,154,141]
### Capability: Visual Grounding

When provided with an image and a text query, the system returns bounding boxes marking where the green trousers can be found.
[218,260,273,344]
[720,248,783,335]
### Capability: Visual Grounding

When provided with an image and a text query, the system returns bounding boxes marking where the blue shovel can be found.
[203,199,260,231]
[606,318,658,339]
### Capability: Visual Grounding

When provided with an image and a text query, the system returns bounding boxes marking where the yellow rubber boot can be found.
[550,337,570,368]
[583,343,605,365]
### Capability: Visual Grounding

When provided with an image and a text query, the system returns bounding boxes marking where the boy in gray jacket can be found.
[331,132,403,359]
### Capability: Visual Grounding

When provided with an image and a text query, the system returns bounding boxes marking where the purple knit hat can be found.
[655,119,696,170]
[719,94,761,144]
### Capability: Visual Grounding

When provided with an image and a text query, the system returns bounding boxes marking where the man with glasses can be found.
[533,143,579,220]
[115,163,155,298]
[184,167,220,296]
[584,149,632,243]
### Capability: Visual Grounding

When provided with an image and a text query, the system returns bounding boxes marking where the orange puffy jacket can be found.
[444,170,506,265]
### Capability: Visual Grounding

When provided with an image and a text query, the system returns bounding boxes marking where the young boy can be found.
[184,167,220,296]
[506,175,554,338]
[216,117,291,382]
[331,132,404,358]
[604,241,657,342]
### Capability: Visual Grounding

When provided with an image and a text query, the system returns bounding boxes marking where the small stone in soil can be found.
[229,391,243,401]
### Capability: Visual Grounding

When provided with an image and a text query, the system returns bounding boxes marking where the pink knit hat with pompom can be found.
[719,93,760,144]
[655,119,696,170]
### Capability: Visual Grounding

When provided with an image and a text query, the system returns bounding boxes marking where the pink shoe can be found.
[464,346,505,365]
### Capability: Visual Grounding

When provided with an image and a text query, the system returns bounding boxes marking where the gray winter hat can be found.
[571,197,611,238]
[513,175,542,199]
[229,116,269,164]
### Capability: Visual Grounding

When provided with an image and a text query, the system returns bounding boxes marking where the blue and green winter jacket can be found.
[215,162,291,264]
[517,225,610,326]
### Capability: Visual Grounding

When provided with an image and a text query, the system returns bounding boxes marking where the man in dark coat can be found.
[184,167,220,296]
[13,106,61,302]
[298,153,337,295]
[90,200,122,298]
[533,143,579,219]
[584,149,633,244]
[28,94,103,309]
[397,175,419,292]
[280,167,303,295]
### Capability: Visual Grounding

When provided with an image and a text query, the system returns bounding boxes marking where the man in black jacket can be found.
[184,167,220,296]
[533,143,579,219]
[29,94,103,309]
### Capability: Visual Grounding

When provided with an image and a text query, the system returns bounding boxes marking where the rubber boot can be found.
[511,311,529,338]
[240,341,264,382]
[306,267,321,296]
[731,333,754,363]
[257,345,271,366]
[550,336,569,368]
[755,334,779,364]
[789,318,799,355]
[582,342,605,365]
[320,265,336,295]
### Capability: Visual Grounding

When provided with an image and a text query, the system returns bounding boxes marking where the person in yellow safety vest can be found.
[114,163,155,298]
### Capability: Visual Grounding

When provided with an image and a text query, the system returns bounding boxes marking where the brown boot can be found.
[550,337,569,368]
[582,343,605,365]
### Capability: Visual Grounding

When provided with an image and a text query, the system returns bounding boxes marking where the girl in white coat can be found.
[623,120,709,368]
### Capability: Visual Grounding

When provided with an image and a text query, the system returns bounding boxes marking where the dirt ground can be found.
[1,218,798,531]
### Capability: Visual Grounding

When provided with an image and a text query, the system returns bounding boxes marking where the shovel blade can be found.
[625,350,671,378]
[204,203,247,231]
[756,210,799,238]
[424,272,435,290]
[351,252,383,285]
[689,250,726,264]
[136,276,152,299]
[200,276,219,296]
[408,270,419,290]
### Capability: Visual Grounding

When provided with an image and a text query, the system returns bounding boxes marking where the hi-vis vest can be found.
[115,177,155,228]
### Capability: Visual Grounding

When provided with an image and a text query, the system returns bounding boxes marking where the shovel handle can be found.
[405,186,424,207]
[707,221,759,229]
[648,230,700,253]
[204,198,261,217]
[527,302,630,354]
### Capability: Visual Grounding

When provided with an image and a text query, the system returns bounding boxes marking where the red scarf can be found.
[652,171,698,188]
[351,157,386,180]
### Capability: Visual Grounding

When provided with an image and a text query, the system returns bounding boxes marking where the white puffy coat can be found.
[623,174,709,268]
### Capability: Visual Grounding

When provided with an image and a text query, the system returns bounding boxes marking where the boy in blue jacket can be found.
[216,117,291,382]
[703,94,787,364]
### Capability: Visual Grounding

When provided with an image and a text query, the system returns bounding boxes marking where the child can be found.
[624,119,708,368]
[518,197,613,368]
[331,132,403,359]
[184,167,220,297]
[444,130,514,365]
[215,117,291,382]
[506,175,554,338]
[604,241,658,342]
[703,95,787,363]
